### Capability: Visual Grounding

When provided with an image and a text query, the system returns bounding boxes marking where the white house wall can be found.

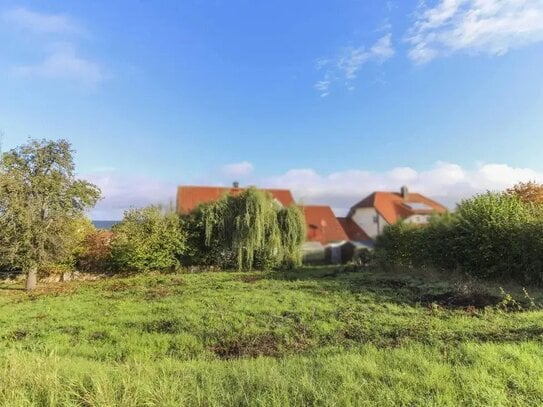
[404,214,431,224]
[352,208,388,240]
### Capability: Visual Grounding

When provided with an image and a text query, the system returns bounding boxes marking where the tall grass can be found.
[2,342,542,406]
[1,268,542,405]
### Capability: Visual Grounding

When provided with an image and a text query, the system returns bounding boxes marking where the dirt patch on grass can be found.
[239,274,263,283]
[210,325,313,359]
[5,329,28,341]
[145,287,172,300]
[88,331,112,342]
[420,291,500,309]
[141,319,183,334]
[211,332,282,359]
[104,280,135,292]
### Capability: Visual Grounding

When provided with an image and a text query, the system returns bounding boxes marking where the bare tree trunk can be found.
[25,267,37,291]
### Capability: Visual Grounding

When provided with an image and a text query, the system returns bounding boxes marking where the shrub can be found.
[375,221,424,268]
[77,229,113,272]
[109,206,185,272]
[376,192,543,284]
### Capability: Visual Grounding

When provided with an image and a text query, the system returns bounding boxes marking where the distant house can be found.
[345,186,447,240]
[175,184,445,263]
[302,205,349,264]
[176,184,351,264]
[176,183,295,214]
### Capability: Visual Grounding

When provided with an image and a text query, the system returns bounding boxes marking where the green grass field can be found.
[1,267,542,406]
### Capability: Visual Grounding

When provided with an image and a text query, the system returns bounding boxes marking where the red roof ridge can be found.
[349,190,447,225]
[177,185,295,214]
[303,205,348,244]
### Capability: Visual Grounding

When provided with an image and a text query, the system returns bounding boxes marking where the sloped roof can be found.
[350,192,447,224]
[303,205,348,244]
[337,217,370,241]
[177,186,295,214]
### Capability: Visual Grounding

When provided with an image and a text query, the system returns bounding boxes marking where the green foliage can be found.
[77,228,113,273]
[375,221,425,268]
[184,188,306,270]
[277,205,306,268]
[110,205,185,271]
[0,139,100,284]
[376,191,543,284]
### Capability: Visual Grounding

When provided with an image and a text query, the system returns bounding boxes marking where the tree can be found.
[109,205,185,271]
[0,139,101,290]
[507,181,543,205]
[187,188,306,270]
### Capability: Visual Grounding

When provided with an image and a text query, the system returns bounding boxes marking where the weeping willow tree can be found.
[187,188,305,270]
[277,205,306,268]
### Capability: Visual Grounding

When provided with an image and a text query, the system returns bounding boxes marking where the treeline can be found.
[375,184,543,285]
[107,189,305,273]
[0,139,306,290]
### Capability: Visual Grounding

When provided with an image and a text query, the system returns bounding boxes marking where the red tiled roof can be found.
[176,186,295,214]
[303,206,348,244]
[337,217,370,241]
[350,192,447,225]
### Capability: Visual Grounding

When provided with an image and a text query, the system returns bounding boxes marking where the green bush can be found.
[76,229,113,273]
[110,206,185,272]
[376,192,543,284]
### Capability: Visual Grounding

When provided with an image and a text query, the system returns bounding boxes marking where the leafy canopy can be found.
[0,139,101,272]
[507,181,543,205]
[110,205,186,271]
[187,188,306,270]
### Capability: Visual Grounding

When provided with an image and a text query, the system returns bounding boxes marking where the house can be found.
[176,184,349,263]
[345,186,447,240]
[176,183,295,214]
[302,205,349,264]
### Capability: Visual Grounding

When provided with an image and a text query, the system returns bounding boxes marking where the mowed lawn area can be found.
[1,267,543,406]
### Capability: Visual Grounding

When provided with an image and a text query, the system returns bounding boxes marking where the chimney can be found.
[233,181,240,189]
[401,186,409,199]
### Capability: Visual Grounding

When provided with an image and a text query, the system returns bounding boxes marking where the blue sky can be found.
[1,0,543,218]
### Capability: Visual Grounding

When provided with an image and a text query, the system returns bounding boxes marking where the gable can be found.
[350,191,447,224]
[303,206,348,244]
[176,186,295,214]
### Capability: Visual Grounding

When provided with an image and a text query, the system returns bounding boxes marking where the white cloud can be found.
[314,79,331,97]
[263,161,543,215]
[12,43,105,87]
[2,6,83,35]
[407,0,543,63]
[221,161,255,177]
[83,162,543,219]
[84,171,176,220]
[370,33,395,60]
[3,6,104,87]
[314,34,395,96]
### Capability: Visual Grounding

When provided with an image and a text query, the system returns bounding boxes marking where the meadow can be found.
[1,267,542,406]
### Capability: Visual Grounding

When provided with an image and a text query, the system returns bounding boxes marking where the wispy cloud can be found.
[407,0,543,64]
[3,6,104,87]
[314,34,395,97]
[84,161,543,219]
[2,6,83,35]
[12,43,104,87]
[221,161,255,177]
